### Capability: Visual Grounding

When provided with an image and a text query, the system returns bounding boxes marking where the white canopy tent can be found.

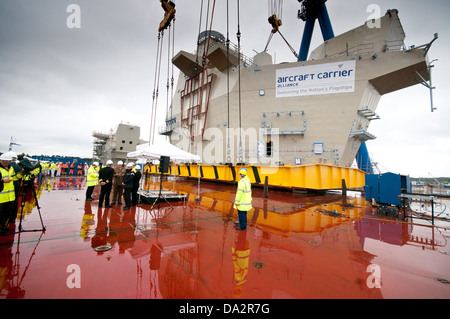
[127,140,200,162]
[127,140,202,205]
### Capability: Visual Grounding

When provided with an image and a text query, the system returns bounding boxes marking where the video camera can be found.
[17,157,41,174]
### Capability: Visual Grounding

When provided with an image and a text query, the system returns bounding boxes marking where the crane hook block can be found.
[268,14,282,33]
[159,0,176,32]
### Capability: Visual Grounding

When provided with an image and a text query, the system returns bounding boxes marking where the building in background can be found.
[92,123,147,164]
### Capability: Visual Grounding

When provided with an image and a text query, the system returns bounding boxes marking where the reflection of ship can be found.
[160,2,435,177]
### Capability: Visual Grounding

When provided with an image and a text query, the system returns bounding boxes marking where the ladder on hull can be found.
[180,71,214,143]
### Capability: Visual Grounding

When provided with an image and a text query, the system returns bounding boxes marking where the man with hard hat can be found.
[0,152,23,233]
[112,160,125,205]
[122,162,135,210]
[7,152,23,222]
[50,161,57,177]
[233,167,252,230]
[98,160,115,208]
[85,162,99,201]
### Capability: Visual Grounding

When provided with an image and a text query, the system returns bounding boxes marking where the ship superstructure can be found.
[161,8,432,173]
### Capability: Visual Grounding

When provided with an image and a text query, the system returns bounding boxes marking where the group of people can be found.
[41,161,88,177]
[85,160,142,211]
[86,162,252,228]
[2,150,254,233]
[23,160,89,179]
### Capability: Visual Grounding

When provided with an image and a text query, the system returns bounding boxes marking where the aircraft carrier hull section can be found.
[164,10,430,174]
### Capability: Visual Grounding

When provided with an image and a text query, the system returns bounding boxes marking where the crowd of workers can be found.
[38,161,89,177]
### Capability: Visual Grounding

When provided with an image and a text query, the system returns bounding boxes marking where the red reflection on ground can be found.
[0,177,449,299]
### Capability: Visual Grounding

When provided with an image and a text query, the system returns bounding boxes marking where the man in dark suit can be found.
[98,160,115,208]
[132,165,142,206]
[122,163,135,210]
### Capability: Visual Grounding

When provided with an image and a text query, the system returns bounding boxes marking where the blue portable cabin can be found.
[365,172,411,206]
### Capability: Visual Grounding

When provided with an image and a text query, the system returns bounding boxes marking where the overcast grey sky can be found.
[0,0,449,177]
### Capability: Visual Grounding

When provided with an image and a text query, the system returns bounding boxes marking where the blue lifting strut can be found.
[356,142,374,174]
[297,0,334,62]
[297,0,373,173]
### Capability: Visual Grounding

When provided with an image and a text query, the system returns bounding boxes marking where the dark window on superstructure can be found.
[266,140,272,157]
[122,140,125,143]
[129,141,133,144]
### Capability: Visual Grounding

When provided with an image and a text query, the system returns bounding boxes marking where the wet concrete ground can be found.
[0,176,449,299]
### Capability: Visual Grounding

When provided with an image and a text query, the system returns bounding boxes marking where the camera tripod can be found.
[150,171,173,210]
[14,174,46,234]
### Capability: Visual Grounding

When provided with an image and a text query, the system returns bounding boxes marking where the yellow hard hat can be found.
[239,168,247,176]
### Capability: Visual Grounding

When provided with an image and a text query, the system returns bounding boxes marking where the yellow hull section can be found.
[146,163,366,190]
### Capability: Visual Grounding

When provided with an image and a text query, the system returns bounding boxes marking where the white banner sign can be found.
[276,60,356,97]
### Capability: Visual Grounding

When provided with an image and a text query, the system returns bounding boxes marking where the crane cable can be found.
[195,0,204,72]
[264,31,274,52]
[226,0,231,163]
[165,19,176,136]
[269,0,283,18]
[193,0,216,154]
[190,0,205,152]
[150,1,176,145]
[178,0,204,152]
[277,30,299,59]
[237,0,243,163]
[265,0,282,51]
[149,31,164,145]
[264,0,298,59]
[195,0,211,149]
[170,18,175,120]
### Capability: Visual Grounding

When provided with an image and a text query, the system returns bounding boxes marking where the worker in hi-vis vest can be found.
[85,162,99,201]
[0,152,23,234]
[233,168,252,230]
